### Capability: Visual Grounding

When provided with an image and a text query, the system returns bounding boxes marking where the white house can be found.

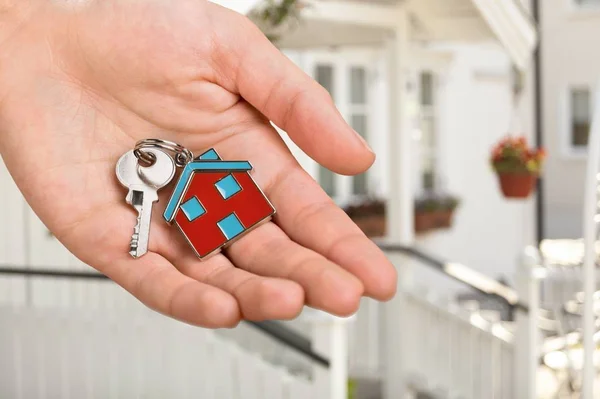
[251,0,542,398]
[539,0,600,239]
[6,0,581,398]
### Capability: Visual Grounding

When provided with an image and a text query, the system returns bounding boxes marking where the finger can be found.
[212,132,397,301]
[269,166,398,301]
[159,236,305,321]
[208,4,374,175]
[101,253,241,328]
[226,222,364,317]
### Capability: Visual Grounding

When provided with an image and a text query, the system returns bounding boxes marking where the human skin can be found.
[0,0,396,327]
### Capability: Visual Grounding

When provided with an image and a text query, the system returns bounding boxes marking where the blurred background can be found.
[3,0,600,398]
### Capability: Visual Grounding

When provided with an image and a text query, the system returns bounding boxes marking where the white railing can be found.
[345,286,517,398]
[0,272,350,399]
[0,248,541,399]
[0,156,545,399]
[402,291,515,398]
[343,248,543,399]
[0,250,539,399]
[0,158,352,399]
[0,305,313,399]
[220,261,524,399]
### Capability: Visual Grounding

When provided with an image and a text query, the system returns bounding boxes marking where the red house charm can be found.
[163,149,275,259]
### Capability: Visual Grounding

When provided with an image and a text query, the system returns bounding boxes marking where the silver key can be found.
[116,149,176,258]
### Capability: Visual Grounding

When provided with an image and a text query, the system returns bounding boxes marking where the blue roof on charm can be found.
[197,149,220,160]
[163,149,253,223]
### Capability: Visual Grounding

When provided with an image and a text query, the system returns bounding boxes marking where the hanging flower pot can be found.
[343,198,386,237]
[434,209,455,228]
[414,194,460,234]
[497,173,537,198]
[491,136,546,199]
[414,211,436,233]
[351,214,386,237]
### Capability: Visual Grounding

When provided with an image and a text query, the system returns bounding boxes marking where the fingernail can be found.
[354,130,374,153]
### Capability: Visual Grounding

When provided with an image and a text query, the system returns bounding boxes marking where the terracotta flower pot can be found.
[415,210,456,233]
[351,214,386,237]
[350,208,456,237]
[497,173,537,198]
[414,212,436,233]
[434,210,454,229]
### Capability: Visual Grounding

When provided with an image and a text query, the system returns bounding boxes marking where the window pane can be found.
[319,166,336,197]
[351,114,368,195]
[420,72,434,106]
[350,67,367,105]
[353,174,368,195]
[421,162,436,190]
[315,65,335,100]
[419,72,437,191]
[571,88,591,147]
[420,116,436,149]
[352,114,367,137]
[316,64,336,195]
[420,116,436,191]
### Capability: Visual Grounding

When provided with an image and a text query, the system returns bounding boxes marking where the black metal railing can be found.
[0,267,330,368]
[376,242,528,313]
[0,243,527,368]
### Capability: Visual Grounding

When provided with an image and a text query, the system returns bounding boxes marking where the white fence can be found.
[0,160,333,399]
[0,272,350,399]
[345,286,518,399]
[402,291,515,398]
[0,157,541,399]
[0,256,528,399]
[0,305,313,399]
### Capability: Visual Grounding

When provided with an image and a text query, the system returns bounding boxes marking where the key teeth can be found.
[129,215,141,257]
[129,233,140,258]
[126,191,154,260]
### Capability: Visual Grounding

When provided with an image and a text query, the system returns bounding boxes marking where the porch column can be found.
[383,5,416,399]
[514,246,542,399]
[386,9,414,243]
[581,84,600,399]
[309,310,349,399]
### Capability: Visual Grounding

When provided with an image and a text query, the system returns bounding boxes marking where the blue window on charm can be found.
[215,174,241,200]
[217,213,245,240]
[180,197,206,221]
[198,149,220,160]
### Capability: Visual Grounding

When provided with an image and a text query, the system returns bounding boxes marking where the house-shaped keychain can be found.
[163,149,275,259]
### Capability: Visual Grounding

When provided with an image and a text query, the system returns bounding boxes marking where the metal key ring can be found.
[134,139,194,168]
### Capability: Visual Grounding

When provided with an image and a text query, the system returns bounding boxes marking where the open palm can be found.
[0,0,396,327]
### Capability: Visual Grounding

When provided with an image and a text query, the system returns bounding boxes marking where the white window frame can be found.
[415,70,440,194]
[303,48,382,206]
[410,49,452,194]
[560,84,595,159]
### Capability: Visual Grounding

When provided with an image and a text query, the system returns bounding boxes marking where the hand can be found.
[0,0,396,327]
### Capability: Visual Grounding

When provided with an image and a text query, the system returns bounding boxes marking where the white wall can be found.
[414,44,536,292]
[540,0,600,239]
